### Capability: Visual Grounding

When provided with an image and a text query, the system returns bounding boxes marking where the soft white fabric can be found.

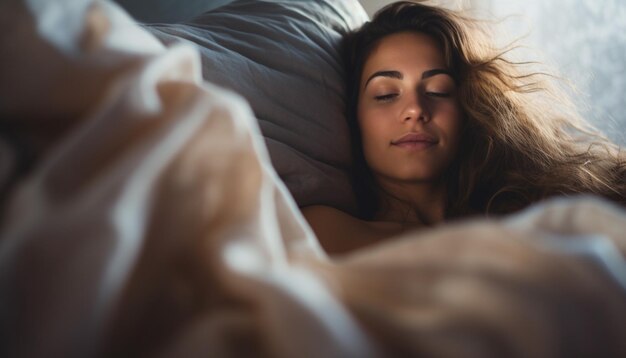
[0,0,370,356]
[1,1,626,357]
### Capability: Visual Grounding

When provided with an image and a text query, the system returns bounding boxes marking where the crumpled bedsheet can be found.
[1,0,625,357]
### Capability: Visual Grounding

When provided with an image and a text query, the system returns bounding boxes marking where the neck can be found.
[372,176,447,226]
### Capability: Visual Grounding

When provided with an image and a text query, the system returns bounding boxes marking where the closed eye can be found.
[426,91,451,98]
[374,93,398,102]
[426,92,450,98]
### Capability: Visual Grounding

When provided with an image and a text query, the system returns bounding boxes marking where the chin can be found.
[372,161,444,183]
[397,164,439,178]
[393,169,440,183]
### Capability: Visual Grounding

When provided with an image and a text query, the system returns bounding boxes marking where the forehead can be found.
[362,32,447,79]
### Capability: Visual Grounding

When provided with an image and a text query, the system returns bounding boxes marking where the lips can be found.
[391,132,438,146]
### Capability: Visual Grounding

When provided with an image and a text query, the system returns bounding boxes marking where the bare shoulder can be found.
[300,205,357,224]
[300,205,393,255]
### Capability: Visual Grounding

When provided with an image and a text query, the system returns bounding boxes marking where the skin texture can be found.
[357,31,463,224]
[303,32,463,255]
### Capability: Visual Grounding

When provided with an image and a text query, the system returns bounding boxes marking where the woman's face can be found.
[358,31,463,184]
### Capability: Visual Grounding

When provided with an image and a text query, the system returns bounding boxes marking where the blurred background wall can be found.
[483,0,626,145]
[114,0,626,145]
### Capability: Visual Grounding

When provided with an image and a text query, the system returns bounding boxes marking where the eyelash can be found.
[374,91,451,102]
[426,91,451,98]
[374,93,398,102]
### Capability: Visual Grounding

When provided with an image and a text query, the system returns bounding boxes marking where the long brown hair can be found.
[342,1,626,220]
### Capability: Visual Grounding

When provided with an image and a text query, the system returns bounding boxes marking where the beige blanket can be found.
[1,1,625,357]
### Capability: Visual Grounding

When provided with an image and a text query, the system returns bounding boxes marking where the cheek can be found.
[438,104,463,148]
[357,106,390,151]
[358,114,387,170]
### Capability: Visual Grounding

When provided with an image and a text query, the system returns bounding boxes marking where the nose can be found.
[401,92,429,123]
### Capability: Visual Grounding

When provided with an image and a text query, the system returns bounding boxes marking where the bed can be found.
[1,0,625,357]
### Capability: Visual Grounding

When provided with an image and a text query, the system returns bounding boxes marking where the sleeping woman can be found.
[302,1,626,255]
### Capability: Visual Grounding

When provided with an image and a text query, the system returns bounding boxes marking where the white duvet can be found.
[1,0,625,357]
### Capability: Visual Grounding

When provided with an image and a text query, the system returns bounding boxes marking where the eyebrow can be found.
[363,68,454,89]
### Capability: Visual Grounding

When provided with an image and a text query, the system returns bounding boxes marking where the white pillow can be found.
[145,0,368,214]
